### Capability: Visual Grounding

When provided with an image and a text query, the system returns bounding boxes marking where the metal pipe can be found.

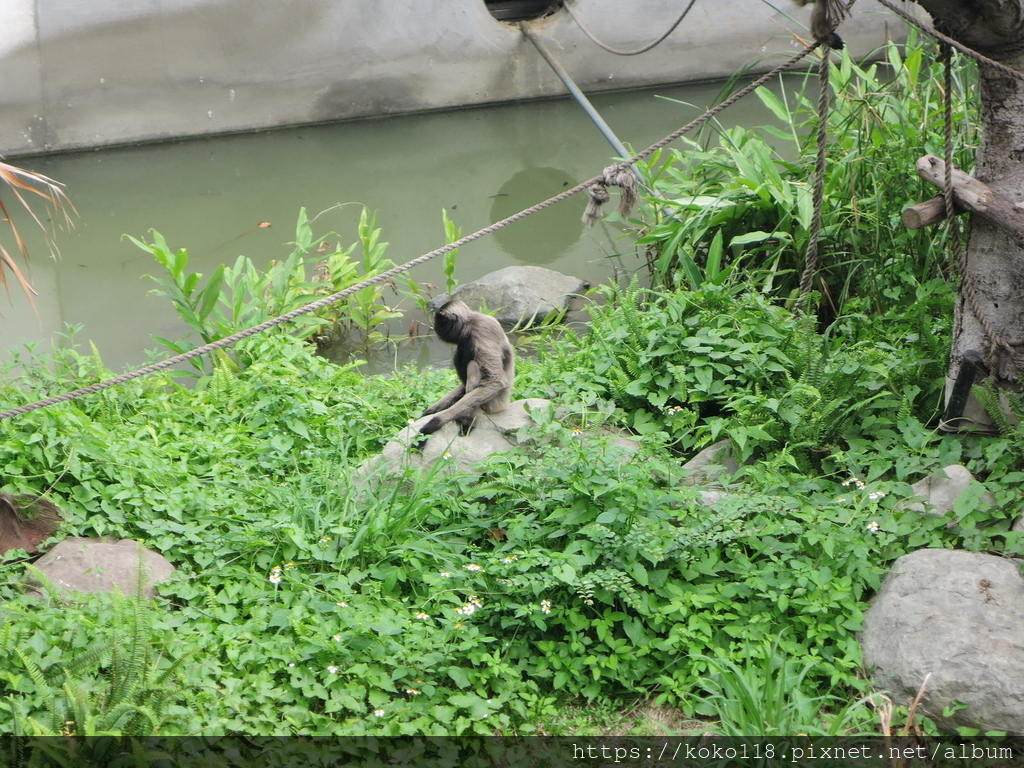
[520,25,640,175]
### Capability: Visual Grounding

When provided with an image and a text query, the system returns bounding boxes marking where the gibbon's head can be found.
[434,300,472,344]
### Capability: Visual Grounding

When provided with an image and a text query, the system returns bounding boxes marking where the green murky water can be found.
[2,78,789,371]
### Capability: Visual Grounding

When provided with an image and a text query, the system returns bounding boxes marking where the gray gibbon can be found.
[416,300,515,440]
[791,0,849,49]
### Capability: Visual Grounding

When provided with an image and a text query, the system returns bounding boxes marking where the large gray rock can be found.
[358,397,639,480]
[429,266,590,327]
[26,538,175,599]
[861,548,1024,732]
[358,398,553,479]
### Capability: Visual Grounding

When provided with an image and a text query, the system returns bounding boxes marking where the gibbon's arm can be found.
[419,370,507,435]
[421,353,483,416]
[422,383,466,416]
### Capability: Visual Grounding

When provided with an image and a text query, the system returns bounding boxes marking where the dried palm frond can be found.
[0,158,77,310]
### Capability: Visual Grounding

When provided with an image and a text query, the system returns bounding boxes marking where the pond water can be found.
[1,76,794,372]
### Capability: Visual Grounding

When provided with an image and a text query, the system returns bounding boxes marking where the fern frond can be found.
[22,564,61,600]
[108,581,151,712]
[17,713,62,738]
[63,680,94,736]
[1003,389,1024,425]
[59,644,109,683]
[975,383,1016,434]
[14,649,49,693]
[97,702,159,736]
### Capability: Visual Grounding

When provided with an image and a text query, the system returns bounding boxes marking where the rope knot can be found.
[581,164,639,226]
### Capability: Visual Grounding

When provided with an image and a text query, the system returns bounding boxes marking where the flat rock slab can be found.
[26,537,174,599]
[861,548,1024,732]
[358,398,552,479]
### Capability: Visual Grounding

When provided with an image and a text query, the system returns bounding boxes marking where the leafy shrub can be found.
[637,32,978,312]
[693,640,879,736]
[6,586,193,748]
[0,322,959,735]
[522,278,951,466]
[130,206,407,373]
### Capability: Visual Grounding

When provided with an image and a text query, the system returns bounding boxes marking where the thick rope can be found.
[942,43,963,277]
[583,163,639,225]
[801,0,852,50]
[0,44,818,422]
[795,44,833,309]
[792,0,857,308]
[564,0,698,57]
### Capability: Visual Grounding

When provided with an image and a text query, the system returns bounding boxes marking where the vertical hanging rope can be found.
[942,44,963,279]
[795,45,833,311]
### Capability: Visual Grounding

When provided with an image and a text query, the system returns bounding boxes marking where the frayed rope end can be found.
[582,182,610,226]
[582,164,640,226]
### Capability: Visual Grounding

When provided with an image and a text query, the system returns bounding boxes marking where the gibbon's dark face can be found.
[434,300,470,345]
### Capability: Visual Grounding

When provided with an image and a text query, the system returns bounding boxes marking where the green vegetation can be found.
[637,32,975,312]
[128,205,409,372]
[1,35,1022,749]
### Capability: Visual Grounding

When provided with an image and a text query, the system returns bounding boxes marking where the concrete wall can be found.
[0,0,905,156]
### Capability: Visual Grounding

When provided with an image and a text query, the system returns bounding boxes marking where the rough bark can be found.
[914,0,1024,54]
[913,0,1024,428]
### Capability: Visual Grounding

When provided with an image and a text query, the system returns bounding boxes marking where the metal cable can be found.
[563,0,698,56]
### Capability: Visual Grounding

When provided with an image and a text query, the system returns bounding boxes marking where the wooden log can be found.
[902,195,955,230]
[914,154,1024,241]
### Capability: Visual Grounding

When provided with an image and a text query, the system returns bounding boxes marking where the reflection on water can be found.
[490,167,582,264]
[1,77,788,371]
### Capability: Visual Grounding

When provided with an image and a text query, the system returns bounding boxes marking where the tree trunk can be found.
[913,0,1024,430]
